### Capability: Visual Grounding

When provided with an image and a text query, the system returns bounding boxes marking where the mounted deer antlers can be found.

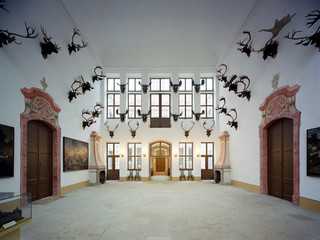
[203,120,215,137]
[216,97,227,115]
[226,109,238,130]
[82,109,96,129]
[216,64,228,83]
[92,66,106,83]
[0,22,38,48]
[128,120,139,138]
[104,121,119,138]
[192,79,205,93]
[235,76,251,101]
[116,109,128,122]
[170,80,182,93]
[192,110,205,121]
[181,121,195,138]
[139,81,151,94]
[170,112,183,122]
[68,28,88,55]
[68,75,94,102]
[284,10,320,51]
[92,102,104,118]
[40,26,61,59]
[137,109,151,123]
[117,82,128,94]
[237,31,253,57]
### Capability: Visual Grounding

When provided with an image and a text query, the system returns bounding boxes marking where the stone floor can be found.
[21,180,320,240]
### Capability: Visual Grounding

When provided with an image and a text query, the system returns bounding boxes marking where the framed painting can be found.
[307,127,320,176]
[63,137,88,172]
[0,124,14,178]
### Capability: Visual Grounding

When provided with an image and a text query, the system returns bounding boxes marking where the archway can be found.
[149,140,172,180]
[259,85,301,205]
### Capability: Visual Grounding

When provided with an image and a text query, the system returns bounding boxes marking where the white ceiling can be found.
[61,0,258,68]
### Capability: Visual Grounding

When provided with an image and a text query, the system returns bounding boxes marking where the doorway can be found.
[201,142,214,179]
[106,143,120,180]
[267,118,293,201]
[27,120,52,201]
[150,141,171,177]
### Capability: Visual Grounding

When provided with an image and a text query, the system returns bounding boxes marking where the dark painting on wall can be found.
[63,137,88,172]
[0,124,14,178]
[307,127,320,176]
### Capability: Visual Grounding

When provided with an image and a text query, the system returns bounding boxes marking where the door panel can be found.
[268,118,293,202]
[106,144,120,180]
[201,143,214,180]
[156,157,165,172]
[27,121,52,201]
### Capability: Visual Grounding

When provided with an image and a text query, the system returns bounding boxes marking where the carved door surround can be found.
[20,87,61,196]
[259,85,301,205]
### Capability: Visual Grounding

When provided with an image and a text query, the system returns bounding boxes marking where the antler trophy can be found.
[92,66,106,83]
[170,80,182,93]
[40,25,61,59]
[104,121,119,138]
[203,120,215,137]
[181,121,195,138]
[128,120,140,138]
[68,28,88,55]
[139,81,151,94]
[137,109,151,123]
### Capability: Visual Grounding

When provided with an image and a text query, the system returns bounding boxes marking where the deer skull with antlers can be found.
[203,120,215,137]
[68,28,88,55]
[128,120,139,138]
[40,26,61,59]
[235,76,251,101]
[216,97,227,115]
[181,121,195,138]
[104,121,119,138]
[226,109,238,130]
[0,22,38,48]
[216,64,228,84]
[92,102,104,118]
[82,109,96,129]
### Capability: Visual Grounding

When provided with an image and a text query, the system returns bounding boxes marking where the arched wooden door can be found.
[150,141,171,176]
[267,118,293,201]
[27,120,52,201]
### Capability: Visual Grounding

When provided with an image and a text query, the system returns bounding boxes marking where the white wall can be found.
[0,0,101,192]
[218,0,320,201]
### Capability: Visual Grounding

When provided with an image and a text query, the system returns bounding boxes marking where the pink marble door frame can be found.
[20,88,61,196]
[259,85,301,205]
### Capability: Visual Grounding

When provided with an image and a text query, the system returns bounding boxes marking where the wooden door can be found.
[268,118,293,201]
[107,143,119,180]
[155,157,166,173]
[27,121,52,201]
[201,143,214,179]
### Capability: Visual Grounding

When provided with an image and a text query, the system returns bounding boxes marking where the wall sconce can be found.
[120,153,124,158]
[196,153,201,158]
[174,153,178,158]
[142,153,146,157]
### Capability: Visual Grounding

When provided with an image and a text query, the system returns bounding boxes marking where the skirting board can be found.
[119,177,149,181]
[300,196,320,213]
[61,180,89,195]
[231,180,260,194]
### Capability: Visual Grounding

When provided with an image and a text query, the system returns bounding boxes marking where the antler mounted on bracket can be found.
[170,112,183,122]
[216,97,227,115]
[68,75,94,103]
[40,25,61,59]
[82,109,95,130]
[237,31,253,57]
[137,109,151,123]
[181,121,195,138]
[116,109,128,122]
[192,110,205,121]
[117,82,128,94]
[216,64,228,84]
[170,80,182,93]
[92,66,106,83]
[68,28,88,55]
[0,22,38,48]
[104,121,119,138]
[128,120,139,138]
[139,81,151,94]
[203,120,215,137]
[235,76,251,101]
[226,108,238,130]
[284,10,320,51]
[192,79,205,93]
[92,102,104,118]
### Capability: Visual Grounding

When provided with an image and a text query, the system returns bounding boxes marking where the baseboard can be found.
[231,180,260,193]
[194,177,201,181]
[119,177,126,181]
[172,177,179,181]
[141,177,149,181]
[61,180,89,195]
[300,196,320,213]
